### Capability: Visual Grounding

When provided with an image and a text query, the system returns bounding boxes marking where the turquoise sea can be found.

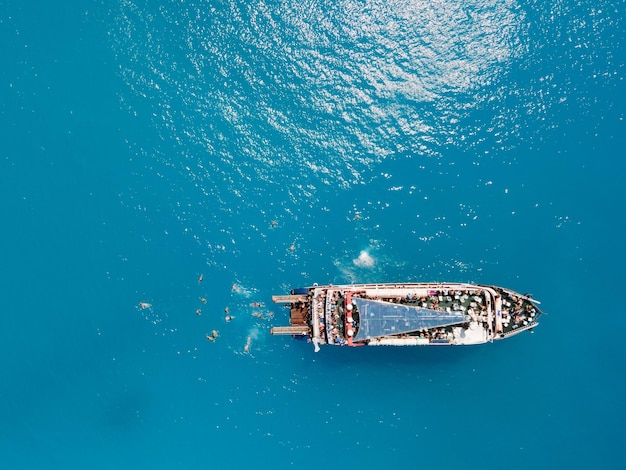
[1,0,625,468]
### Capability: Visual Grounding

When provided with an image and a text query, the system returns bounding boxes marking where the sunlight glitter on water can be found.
[110,0,531,280]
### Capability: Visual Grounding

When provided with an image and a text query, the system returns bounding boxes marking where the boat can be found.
[270,283,542,351]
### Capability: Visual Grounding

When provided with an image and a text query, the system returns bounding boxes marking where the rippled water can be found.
[108,0,548,277]
[2,0,624,467]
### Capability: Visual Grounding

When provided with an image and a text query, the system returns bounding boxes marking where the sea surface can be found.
[1,0,625,468]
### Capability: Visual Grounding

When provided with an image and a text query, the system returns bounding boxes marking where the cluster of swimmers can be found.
[138,275,273,354]
[198,276,271,353]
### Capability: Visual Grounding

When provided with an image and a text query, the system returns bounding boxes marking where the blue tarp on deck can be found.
[352,298,468,341]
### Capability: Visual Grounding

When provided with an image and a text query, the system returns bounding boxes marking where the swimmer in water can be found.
[211,329,219,339]
[243,336,252,353]
[195,309,201,316]
[198,273,203,284]
[200,297,207,304]
[251,311,263,319]
[224,307,229,314]
[225,315,235,322]
[139,302,152,309]
[206,334,215,341]
[270,220,278,228]
[250,302,264,307]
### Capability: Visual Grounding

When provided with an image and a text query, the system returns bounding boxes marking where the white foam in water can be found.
[353,250,375,268]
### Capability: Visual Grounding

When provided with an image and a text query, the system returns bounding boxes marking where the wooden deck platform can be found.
[270,326,309,335]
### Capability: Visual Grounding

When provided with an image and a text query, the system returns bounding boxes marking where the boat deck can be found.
[271,283,542,347]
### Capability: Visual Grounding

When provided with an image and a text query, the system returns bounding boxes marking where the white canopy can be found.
[352,298,468,341]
